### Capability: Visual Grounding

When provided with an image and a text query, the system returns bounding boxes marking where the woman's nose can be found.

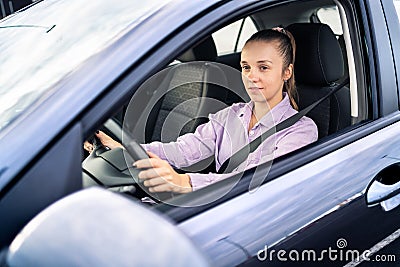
[246,69,259,82]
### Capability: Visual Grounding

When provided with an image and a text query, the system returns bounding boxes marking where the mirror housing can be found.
[7,188,209,267]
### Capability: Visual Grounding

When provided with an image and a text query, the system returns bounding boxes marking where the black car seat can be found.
[286,23,351,138]
[144,36,230,143]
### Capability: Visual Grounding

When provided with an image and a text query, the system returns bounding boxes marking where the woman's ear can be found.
[283,64,293,81]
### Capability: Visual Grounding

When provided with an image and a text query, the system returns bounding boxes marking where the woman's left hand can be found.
[134,152,192,194]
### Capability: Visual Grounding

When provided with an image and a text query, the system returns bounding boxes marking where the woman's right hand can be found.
[134,152,192,194]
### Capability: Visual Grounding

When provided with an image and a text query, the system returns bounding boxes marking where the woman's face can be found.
[240,40,292,108]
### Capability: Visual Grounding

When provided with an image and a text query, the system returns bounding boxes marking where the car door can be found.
[152,0,400,266]
[71,0,399,265]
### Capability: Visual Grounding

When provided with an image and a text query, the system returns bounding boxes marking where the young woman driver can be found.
[95,28,318,194]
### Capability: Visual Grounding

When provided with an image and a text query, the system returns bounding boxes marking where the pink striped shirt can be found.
[142,93,318,191]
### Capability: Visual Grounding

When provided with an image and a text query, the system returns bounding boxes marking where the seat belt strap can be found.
[217,77,350,174]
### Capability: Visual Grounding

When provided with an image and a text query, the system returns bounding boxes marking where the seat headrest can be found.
[286,23,344,86]
[177,36,217,62]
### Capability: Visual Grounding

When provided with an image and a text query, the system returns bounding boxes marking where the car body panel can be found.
[0,124,83,245]
[179,118,400,266]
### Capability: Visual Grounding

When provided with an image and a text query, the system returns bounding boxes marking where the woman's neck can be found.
[248,95,283,131]
[253,95,282,119]
[248,102,269,131]
[252,102,270,121]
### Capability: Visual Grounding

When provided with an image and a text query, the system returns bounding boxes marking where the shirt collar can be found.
[238,101,253,118]
[237,93,293,127]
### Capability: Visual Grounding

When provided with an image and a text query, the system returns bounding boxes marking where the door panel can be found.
[0,124,83,248]
[178,120,400,266]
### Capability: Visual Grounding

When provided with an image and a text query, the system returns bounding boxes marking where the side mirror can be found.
[6,188,209,267]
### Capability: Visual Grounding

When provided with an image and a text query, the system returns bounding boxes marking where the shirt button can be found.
[249,130,254,136]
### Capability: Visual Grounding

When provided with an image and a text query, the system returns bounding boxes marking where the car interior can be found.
[81,0,368,205]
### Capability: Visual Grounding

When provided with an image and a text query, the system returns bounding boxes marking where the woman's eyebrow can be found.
[257,60,273,64]
[240,60,273,64]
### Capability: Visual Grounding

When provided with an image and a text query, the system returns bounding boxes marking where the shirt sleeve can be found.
[142,118,219,168]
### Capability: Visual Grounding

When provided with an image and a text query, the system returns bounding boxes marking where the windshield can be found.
[0,0,167,132]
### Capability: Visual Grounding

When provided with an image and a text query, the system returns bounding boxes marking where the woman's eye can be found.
[260,65,269,71]
[241,65,250,71]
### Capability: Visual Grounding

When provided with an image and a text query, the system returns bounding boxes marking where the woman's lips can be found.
[248,87,263,91]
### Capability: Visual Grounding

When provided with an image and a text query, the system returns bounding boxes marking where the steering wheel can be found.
[123,134,176,202]
[82,132,174,203]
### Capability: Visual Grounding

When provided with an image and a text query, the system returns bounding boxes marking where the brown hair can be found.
[244,28,298,110]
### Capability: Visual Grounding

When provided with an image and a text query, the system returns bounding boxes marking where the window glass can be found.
[394,0,400,19]
[212,17,257,55]
[317,6,343,35]
[236,17,257,52]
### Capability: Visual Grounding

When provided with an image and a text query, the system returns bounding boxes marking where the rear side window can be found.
[317,6,343,35]
[212,17,257,55]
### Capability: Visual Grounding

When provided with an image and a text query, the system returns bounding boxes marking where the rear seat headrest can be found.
[177,36,217,62]
[286,23,344,86]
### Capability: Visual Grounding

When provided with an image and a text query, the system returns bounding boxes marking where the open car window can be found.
[81,0,370,210]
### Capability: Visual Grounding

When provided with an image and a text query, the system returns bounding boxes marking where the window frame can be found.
[79,0,382,221]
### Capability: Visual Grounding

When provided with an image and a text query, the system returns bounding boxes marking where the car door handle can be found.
[366,163,400,211]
